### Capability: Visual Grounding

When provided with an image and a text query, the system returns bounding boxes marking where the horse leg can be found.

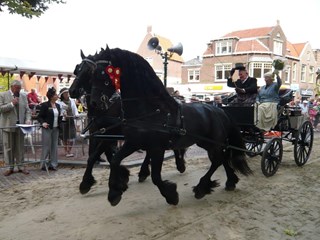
[150,148,179,205]
[79,141,106,194]
[108,142,136,206]
[222,161,239,191]
[138,151,150,182]
[193,150,221,199]
[174,148,186,173]
[103,140,118,163]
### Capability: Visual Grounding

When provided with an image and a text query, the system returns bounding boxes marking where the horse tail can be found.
[227,124,253,176]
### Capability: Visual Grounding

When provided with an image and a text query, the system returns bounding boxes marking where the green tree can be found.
[0,0,65,18]
[0,73,13,92]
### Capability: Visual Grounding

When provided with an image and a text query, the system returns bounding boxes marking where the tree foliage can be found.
[0,0,65,18]
[0,73,13,92]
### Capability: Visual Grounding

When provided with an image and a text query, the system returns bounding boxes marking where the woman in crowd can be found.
[256,70,282,132]
[58,88,79,157]
[37,87,62,171]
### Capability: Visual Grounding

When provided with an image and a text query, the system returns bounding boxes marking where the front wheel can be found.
[294,121,313,166]
[261,138,283,177]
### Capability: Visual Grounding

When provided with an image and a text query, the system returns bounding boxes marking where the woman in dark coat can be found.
[37,87,62,171]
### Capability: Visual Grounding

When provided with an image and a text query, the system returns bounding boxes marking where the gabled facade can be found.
[137,26,184,87]
[181,21,318,98]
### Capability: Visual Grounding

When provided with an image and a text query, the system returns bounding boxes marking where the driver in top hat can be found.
[227,65,258,106]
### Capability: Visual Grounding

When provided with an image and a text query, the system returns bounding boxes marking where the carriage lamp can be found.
[147,37,183,87]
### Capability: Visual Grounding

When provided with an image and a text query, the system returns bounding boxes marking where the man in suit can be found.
[0,80,32,176]
[227,66,258,106]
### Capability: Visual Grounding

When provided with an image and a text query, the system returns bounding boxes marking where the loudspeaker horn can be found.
[147,37,160,50]
[167,42,183,56]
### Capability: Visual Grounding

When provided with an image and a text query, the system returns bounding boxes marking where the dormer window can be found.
[215,40,232,55]
[273,33,283,55]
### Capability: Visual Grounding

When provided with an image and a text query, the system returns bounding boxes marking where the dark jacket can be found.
[227,77,258,93]
[227,77,258,103]
[37,101,62,129]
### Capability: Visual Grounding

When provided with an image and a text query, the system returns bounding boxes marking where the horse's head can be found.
[69,50,97,99]
[90,61,118,111]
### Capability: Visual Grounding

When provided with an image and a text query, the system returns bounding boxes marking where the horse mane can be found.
[95,47,179,115]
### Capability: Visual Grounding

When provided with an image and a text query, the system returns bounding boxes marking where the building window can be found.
[188,69,200,82]
[301,65,306,82]
[215,64,232,81]
[252,62,272,79]
[292,63,297,82]
[285,67,291,84]
[309,66,314,83]
[273,40,283,55]
[215,40,232,55]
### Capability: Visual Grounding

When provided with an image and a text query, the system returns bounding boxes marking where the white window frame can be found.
[215,40,232,55]
[292,63,297,82]
[309,66,314,83]
[273,39,283,55]
[301,65,306,82]
[285,67,291,84]
[188,69,200,82]
[251,62,272,79]
[215,64,232,82]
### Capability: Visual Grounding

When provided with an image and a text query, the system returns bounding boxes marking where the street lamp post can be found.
[147,37,183,88]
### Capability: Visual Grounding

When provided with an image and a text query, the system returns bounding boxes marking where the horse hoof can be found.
[79,179,96,194]
[225,185,236,191]
[166,193,179,205]
[177,165,186,173]
[194,191,206,199]
[108,190,122,206]
[225,180,237,191]
[138,175,148,183]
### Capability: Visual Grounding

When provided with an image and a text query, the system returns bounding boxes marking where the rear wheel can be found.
[294,121,313,166]
[261,138,283,177]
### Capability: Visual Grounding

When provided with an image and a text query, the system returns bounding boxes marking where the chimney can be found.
[147,25,152,33]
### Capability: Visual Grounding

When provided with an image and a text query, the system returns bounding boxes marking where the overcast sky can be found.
[1,0,319,71]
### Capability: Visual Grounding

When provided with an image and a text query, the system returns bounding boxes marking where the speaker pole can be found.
[163,52,168,87]
[147,37,183,88]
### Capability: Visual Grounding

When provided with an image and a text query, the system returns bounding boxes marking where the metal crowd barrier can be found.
[0,113,89,170]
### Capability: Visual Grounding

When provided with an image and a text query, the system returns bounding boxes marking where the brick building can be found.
[181,21,320,100]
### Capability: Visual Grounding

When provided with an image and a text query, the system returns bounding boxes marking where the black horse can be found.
[86,46,253,206]
[69,52,186,194]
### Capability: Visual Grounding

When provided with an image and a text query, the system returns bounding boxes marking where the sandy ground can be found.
[0,137,319,240]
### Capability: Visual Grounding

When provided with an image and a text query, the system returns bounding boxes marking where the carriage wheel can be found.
[294,121,313,166]
[245,141,263,157]
[261,138,283,177]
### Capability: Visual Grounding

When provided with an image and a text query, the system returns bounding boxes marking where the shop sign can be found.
[300,89,313,96]
[204,85,223,90]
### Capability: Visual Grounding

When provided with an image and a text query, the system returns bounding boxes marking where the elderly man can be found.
[27,88,41,111]
[0,80,32,176]
[227,66,258,105]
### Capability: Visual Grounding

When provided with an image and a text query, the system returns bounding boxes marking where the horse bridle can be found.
[77,58,117,111]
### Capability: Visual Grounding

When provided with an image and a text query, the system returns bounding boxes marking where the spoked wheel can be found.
[243,130,264,157]
[294,121,314,166]
[261,138,283,177]
[245,141,263,157]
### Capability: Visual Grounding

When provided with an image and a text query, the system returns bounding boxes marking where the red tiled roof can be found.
[236,39,269,52]
[292,42,307,56]
[223,26,274,39]
[286,41,299,58]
